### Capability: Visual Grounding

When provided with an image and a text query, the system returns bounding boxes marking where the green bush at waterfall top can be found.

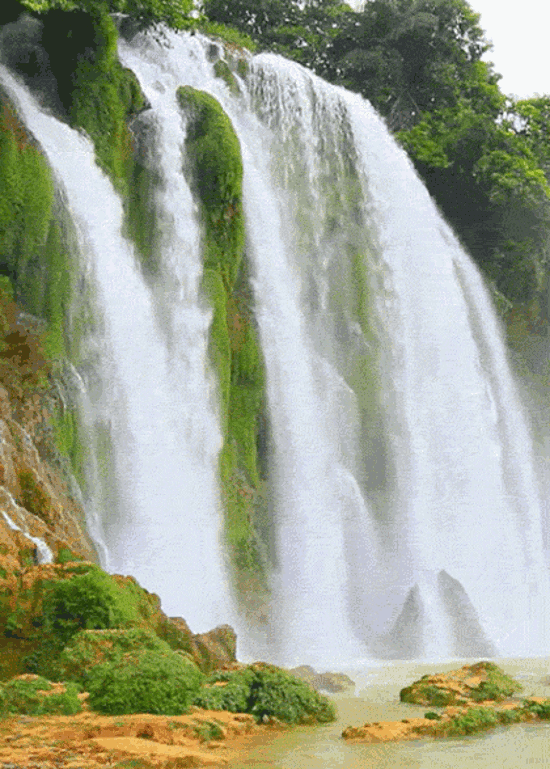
[10,0,193,29]
[177,85,268,592]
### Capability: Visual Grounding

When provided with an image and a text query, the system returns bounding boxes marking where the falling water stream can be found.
[0,23,548,666]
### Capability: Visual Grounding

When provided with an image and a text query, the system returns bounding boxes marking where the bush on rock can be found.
[0,676,81,717]
[193,664,336,725]
[41,566,140,644]
[87,649,203,715]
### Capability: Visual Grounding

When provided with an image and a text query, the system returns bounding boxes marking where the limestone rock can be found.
[288,665,355,693]
[399,661,522,706]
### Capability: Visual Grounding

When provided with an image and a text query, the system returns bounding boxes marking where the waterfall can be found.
[0,64,235,633]
[2,24,549,664]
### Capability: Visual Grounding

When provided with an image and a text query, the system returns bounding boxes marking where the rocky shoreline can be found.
[342,661,550,743]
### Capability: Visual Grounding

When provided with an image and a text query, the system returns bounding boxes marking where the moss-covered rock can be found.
[177,85,268,598]
[53,626,178,685]
[399,662,523,706]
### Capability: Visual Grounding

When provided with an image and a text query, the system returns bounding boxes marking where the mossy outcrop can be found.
[399,662,523,706]
[177,85,269,601]
[0,559,238,681]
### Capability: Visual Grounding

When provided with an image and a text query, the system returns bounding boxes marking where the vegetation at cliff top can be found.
[9,0,193,30]
[203,0,550,311]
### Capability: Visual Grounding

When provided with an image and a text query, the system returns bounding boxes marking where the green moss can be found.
[178,86,245,290]
[468,662,523,702]
[178,86,268,593]
[0,676,81,717]
[18,469,51,524]
[194,19,257,52]
[54,627,175,685]
[428,705,522,738]
[201,268,231,421]
[214,60,240,96]
[55,548,83,564]
[0,97,54,290]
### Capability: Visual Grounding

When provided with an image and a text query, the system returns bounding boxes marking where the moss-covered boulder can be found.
[399,662,523,706]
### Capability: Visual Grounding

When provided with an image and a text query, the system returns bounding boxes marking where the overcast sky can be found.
[468,0,550,98]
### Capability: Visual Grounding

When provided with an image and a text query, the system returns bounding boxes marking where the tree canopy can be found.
[203,0,550,308]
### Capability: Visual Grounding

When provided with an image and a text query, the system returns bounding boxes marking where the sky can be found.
[465,1,550,98]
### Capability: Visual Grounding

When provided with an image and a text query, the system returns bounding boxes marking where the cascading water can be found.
[118,30,549,663]
[2,22,549,664]
[0,64,234,633]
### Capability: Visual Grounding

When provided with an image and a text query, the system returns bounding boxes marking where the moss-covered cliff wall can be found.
[177,86,269,602]
[0,1,270,603]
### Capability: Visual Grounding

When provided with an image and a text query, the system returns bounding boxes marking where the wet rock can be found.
[288,665,355,692]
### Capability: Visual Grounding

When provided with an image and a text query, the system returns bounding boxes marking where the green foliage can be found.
[0,676,82,717]
[398,99,550,303]
[0,98,54,291]
[55,548,83,564]
[54,627,175,685]
[41,567,140,645]
[523,699,550,720]
[424,711,441,720]
[193,719,224,742]
[193,665,336,725]
[430,705,522,737]
[195,19,257,51]
[86,649,203,715]
[178,87,267,590]
[400,684,457,707]
[178,86,245,290]
[15,0,193,29]
[468,663,523,702]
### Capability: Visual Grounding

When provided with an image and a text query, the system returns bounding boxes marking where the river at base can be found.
[228,657,550,768]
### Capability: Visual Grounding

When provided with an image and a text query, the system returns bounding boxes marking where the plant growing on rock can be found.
[41,565,140,644]
[193,664,336,725]
[86,649,203,715]
[0,676,81,717]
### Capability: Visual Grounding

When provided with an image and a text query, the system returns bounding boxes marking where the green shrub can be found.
[0,676,82,717]
[523,699,550,719]
[435,706,498,736]
[424,711,441,720]
[54,627,176,686]
[41,567,140,644]
[401,684,457,707]
[87,649,203,715]
[193,665,336,725]
[193,719,224,742]
[55,548,83,564]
